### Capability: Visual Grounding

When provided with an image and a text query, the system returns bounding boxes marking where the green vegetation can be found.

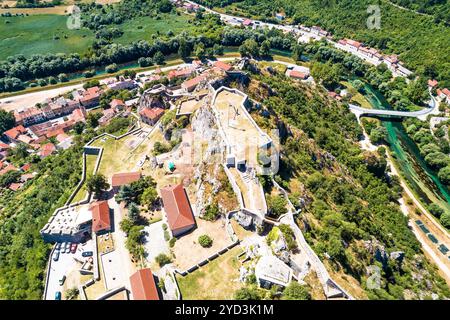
[0,109,16,134]
[202,203,221,221]
[244,63,449,299]
[204,0,450,87]
[198,234,213,248]
[281,282,311,300]
[266,194,288,217]
[155,253,172,267]
[85,173,110,199]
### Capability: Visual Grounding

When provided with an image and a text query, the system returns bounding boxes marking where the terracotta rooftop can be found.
[39,143,56,158]
[160,184,195,233]
[4,125,27,140]
[181,75,206,91]
[129,268,160,300]
[90,201,111,233]
[139,107,165,121]
[111,172,142,187]
[0,164,17,175]
[213,61,232,72]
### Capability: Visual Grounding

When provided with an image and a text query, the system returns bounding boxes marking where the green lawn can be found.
[176,246,243,300]
[0,12,194,60]
[70,154,98,204]
[115,13,194,45]
[0,15,94,60]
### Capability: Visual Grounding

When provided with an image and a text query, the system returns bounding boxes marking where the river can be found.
[359,82,450,214]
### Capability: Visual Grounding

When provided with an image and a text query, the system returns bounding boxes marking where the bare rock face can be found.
[234,211,253,229]
[389,251,405,266]
[364,239,388,267]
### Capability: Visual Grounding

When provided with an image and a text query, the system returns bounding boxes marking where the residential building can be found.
[39,143,56,158]
[213,61,233,72]
[428,79,438,88]
[3,125,28,143]
[98,109,116,126]
[79,86,101,108]
[129,269,160,300]
[111,172,142,192]
[139,107,165,126]
[160,184,196,237]
[110,99,126,112]
[14,107,45,126]
[90,201,111,234]
[181,75,207,92]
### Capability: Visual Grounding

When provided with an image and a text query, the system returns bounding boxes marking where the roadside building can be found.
[3,125,28,143]
[254,255,293,288]
[14,106,46,126]
[90,200,111,234]
[79,86,101,108]
[213,61,233,72]
[98,109,116,126]
[428,79,438,88]
[345,39,362,52]
[110,99,126,112]
[160,184,196,237]
[71,107,87,123]
[129,268,160,300]
[139,107,165,126]
[39,143,56,158]
[181,75,207,92]
[242,19,253,27]
[111,172,142,192]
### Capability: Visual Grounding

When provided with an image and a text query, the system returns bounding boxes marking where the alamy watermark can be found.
[67,5,81,30]
[367,5,381,30]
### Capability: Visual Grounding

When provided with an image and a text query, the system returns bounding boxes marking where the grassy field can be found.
[70,153,99,204]
[176,246,243,300]
[115,13,194,45]
[0,11,194,61]
[0,14,94,59]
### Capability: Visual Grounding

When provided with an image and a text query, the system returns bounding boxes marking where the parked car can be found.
[65,242,71,253]
[59,275,66,286]
[52,251,60,262]
[82,251,93,257]
[70,243,78,254]
[61,242,67,253]
[55,291,61,300]
[55,243,62,251]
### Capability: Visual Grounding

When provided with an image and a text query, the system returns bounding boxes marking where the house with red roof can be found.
[90,201,111,234]
[39,143,56,158]
[160,184,196,237]
[111,172,142,192]
[213,61,233,72]
[242,19,253,27]
[139,107,165,126]
[79,86,101,108]
[129,268,160,300]
[3,125,27,143]
[440,88,450,103]
[20,163,31,172]
[181,75,207,92]
[71,108,87,123]
[110,99,125,112]
[0,164,17,176]
[345,39,362,52]
[98,109,116,126]
[168,68,195,81]
[428,79,438,88]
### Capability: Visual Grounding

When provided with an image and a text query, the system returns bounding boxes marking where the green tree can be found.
[282,282,311,300]
[259,39,271,57]
[141,186,158,208]
[198,234,213,247]
[440,213,450,228]
[153,51,165,65]
[155,253,172,267]
[178,38,191,60]
[267,195,288,217]
[127,202,140,223]
[428,203,444,218]
[194,42,206,60]
[0,109,15,134]
[291,44,304,62]
[438,166,450,185]
[234,287,262,300]
[86,174,110,198]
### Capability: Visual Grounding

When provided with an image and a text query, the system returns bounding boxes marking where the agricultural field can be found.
[0,14,94,60]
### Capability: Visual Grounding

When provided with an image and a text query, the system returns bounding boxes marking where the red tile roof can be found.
[0,164,17,175]
[9,183,23,191]
[0,142,10,150]
[110,99,125,110]
[71,108,86,123]
[90,201,111,233]
[4,125,27,140]
[289,71,308,79]
[139,107,165,121]
[213,61,232,72]
[20,163,31,172]
[111,172,142,188]
[242,19,253,26]
[160,184,195,234]
[442,88,450,97]
[428,79,438,87]
[129,269,159,300]
[39,143,56,158]
[346,39,361,48]
[181,75,206,91]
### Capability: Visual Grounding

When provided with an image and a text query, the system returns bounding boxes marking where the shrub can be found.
[198,234,213,248]
[169,237,176,248]
[155,253,172,267]
[203,203,220,221]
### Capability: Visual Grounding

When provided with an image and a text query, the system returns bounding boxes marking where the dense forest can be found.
[242,63,450,299]
[196,0,450,87]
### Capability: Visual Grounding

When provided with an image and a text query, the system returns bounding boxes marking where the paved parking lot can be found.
[45,240,94,300]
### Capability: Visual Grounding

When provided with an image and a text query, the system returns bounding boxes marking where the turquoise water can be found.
[361,83,450,213]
